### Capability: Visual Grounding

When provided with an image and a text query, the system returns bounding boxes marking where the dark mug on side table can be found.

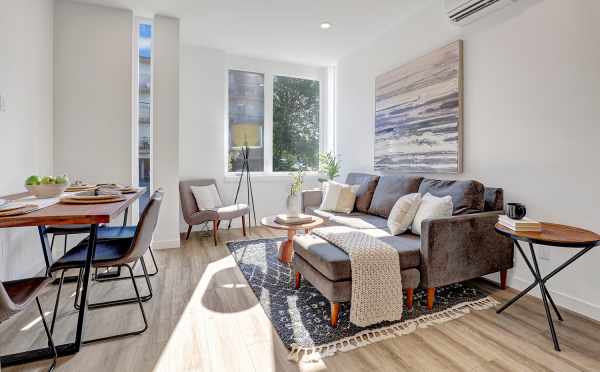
[506,202,527,220]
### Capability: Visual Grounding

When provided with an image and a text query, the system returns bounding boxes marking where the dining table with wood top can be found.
[0,189,144,367]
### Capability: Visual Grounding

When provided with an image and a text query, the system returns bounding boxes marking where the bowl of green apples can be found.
[25,175,70,198]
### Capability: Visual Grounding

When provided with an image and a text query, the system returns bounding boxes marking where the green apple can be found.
[25,175,41,185]
[41,176,55,185]
[55,174,70,185]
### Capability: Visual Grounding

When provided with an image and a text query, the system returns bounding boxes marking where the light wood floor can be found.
[1,227,600,372]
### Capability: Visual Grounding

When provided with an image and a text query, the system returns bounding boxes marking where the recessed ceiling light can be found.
[320,22,332,30]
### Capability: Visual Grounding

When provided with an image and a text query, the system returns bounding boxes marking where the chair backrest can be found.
[0,282,17,322]
[179,179,221,223]
[122,189,164,262]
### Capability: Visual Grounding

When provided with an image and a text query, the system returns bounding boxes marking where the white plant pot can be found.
[286,194,301,217]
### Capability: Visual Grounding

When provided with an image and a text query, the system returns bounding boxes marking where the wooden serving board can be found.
[60,196,126,204]
[0,205,39,217]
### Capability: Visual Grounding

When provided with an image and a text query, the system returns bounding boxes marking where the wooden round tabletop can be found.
[495,222,600,248]
[261,215,324,231]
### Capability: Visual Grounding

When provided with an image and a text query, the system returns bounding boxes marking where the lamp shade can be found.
[231,123,263,148]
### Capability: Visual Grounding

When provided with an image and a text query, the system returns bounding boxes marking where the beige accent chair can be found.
[179,179,249,245]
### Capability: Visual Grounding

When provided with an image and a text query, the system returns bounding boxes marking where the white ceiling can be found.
[77,0,432,66]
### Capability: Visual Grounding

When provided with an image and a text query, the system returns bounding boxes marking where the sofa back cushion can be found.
[368,175,423,218]
[484,187,504,211]
[345,173,380,213]
[418,178,485,215]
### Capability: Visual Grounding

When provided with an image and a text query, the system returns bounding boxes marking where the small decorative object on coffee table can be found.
[495,222,600,351]
[286,169,304,217]
[261,214,324,263]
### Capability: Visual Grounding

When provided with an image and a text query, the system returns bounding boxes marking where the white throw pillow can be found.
[320,181,360,214]
[191,184,223,211]
[411,193,453,235]
[387,193,422,235]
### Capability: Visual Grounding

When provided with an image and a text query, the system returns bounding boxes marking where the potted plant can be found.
[287,169,304,217]
[318,152,341,183]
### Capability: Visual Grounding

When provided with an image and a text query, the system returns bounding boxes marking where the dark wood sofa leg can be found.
[330,302,340,327]
[213,220,219,246]
[500,270,508,290]
[186,225,192,240]
[242,215,247,236]
[406,288,414,309]
[427,288,436,310]
[295,272,301,289]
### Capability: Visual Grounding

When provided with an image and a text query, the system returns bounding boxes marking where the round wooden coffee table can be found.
[261,215,324,264]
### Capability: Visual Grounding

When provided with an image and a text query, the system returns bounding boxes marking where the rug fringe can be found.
[287,295,499,363]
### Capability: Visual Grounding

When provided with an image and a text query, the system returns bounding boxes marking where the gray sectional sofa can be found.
[293,172,514,325]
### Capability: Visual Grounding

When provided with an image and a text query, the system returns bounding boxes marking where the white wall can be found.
[0,0,54,279]
[179,46,327,231]
[336,0,600,320]
[153,15,181,248]
[53,0,133,186]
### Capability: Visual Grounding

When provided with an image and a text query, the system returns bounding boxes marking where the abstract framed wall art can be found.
[374,40,463,173]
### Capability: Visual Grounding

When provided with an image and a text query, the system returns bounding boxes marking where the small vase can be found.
[286,194,300,217]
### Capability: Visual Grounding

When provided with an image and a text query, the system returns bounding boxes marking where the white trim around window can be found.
[223,56,330,177]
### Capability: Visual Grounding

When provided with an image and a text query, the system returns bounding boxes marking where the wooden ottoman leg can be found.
[427,288,436,310]
[406,288,414,309]
[242,215,247,236]
[213,220,219,246]
[295,272,301,289]
[330,302,340,327]
[500,270,508,289]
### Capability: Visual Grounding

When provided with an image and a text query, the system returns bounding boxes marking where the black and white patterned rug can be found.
[226,237,498,362]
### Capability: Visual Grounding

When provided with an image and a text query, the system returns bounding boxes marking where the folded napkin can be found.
[97,188,123,196]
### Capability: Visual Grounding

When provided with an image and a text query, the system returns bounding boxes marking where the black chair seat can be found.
[45,224,94,235]
[51,239,132,271]
[3,277,51,308]
[97,226,136,240]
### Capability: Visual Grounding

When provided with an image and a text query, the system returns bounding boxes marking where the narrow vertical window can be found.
[228,70,265,172]
[273,76,320,171]
[138,22,152,213]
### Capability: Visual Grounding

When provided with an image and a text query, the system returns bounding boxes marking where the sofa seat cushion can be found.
[306,207,388,230]
[293,233,421,281]
[418,178,485,215]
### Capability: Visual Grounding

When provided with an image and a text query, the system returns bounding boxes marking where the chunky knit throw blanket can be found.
[312,226,403,326]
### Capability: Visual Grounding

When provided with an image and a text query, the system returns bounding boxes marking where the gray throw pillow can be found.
[418,179,485,215]
[368,175,424,218]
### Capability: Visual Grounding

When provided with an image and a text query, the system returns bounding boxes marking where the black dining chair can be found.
[49,189,163,344]
[0,277,57,371]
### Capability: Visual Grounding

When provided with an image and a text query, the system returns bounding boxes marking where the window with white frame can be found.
[137,20,152,214]
[227,69,321,174]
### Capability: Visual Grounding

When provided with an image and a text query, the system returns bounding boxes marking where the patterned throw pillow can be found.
[320,181,360,214]
[411,193,453,235]
[387,193,422,235]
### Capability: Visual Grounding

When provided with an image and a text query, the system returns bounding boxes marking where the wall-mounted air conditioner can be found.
[445,0,517,26]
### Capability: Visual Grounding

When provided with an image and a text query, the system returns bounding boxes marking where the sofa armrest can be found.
[301,189,322,212]
[419,211,514,288]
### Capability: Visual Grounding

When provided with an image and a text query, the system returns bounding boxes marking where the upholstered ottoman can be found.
[293,234,421,327]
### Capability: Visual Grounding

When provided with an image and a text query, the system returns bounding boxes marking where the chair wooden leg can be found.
[330,302,340,327]
[427,288,436,310]
[406,288,414,309]
[500,269,508,290]
[242,215,247,236]
[185,225,192,240]
[295,272,301,289]
[213,220,218,246]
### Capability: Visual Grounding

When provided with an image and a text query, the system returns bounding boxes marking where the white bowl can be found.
[25,184,68,199]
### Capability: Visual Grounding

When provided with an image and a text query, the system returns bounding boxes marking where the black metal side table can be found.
[495,222,600,351]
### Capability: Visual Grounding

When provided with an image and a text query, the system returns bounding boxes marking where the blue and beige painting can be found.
[374,41,462,173]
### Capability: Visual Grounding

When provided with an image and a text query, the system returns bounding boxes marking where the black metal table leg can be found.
[527,242,561,351]
[0,224,98,367]
[496,238,596,352]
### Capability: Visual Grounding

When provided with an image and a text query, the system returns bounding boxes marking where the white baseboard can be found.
[511,276,600,321]
[151,239,180,250]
